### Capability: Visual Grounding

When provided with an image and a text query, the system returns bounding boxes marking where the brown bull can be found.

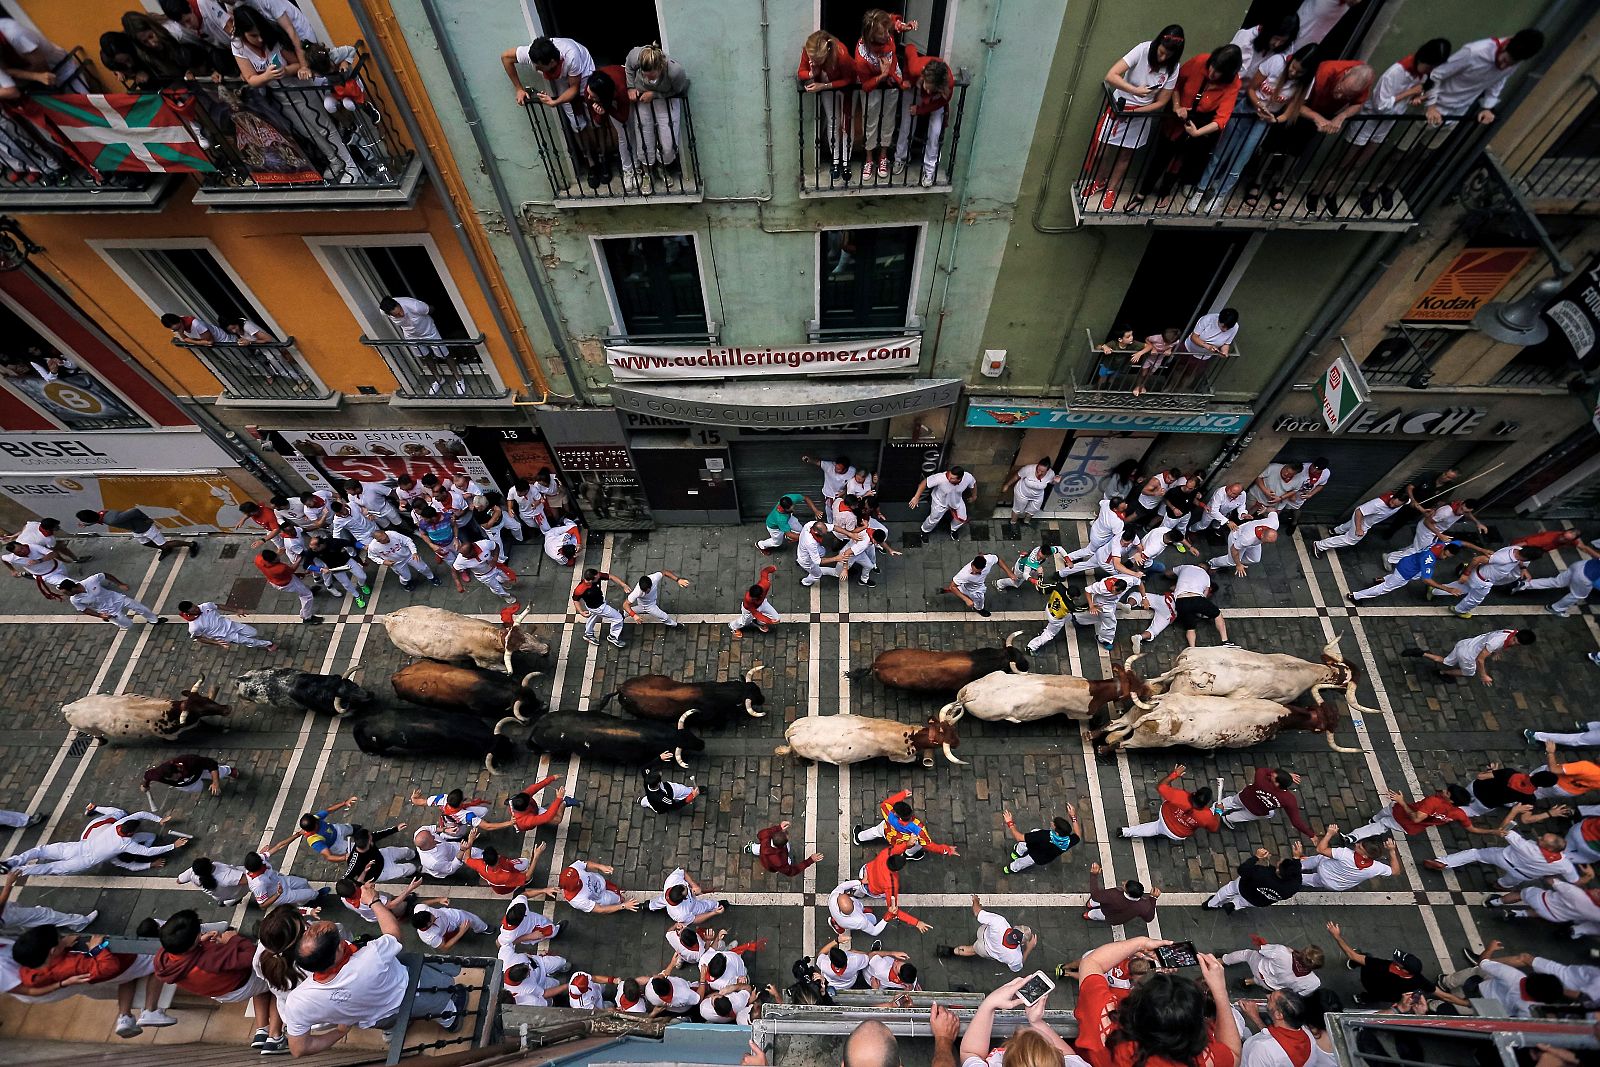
[859,630,1028,694]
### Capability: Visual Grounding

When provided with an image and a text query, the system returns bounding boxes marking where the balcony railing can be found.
[1073,328,1228,411]
[173,337,333,403]
[361,334,510,401]
[797,80,969,193]
[1510,73,1600,210]
[1074,85,1490,227]
[523,93,702,203]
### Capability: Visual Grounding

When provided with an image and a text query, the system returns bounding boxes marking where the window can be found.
[102,245,274,332]
[1361,326,1459,386]
[819,226,919,333]
[1105,231,1249,341]
[308,237,473,339]
[599,235,709,338]
[530,0,661,66]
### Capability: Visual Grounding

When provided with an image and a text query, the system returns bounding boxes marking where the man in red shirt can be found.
[1218,768,1316,838]
[747,820,822,877]
[154,909,283,1053]
[478,775,581,833]
[730,564,781,638]
[254,548,322,625]
[462,827,537,895]
[855,842,931,932]
[11,924,169,1038]
[1512,529,1594,554]
[1121,764,1221,842]
[1346,790,1516,842]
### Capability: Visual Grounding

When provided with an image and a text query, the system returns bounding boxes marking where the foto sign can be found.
[1317,354,1369,433]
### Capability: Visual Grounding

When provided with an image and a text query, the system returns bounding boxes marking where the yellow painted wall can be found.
[9,0,526,400]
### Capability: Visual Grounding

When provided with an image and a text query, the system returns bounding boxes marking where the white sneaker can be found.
[1184,191,1204,212]
[892,158,906,175]
[116,1014,143,1039]
[428,380,442,396]
[139,1009,178,1028]
[1203,196,1223,214]
[920,173,935,187]
[800,577,819,587]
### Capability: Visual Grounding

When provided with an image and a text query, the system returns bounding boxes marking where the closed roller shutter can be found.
[1268,439,1417,521]
[730,439,871,522]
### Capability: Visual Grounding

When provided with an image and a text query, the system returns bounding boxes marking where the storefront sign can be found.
[268,428,496,492]
[1403,247,1535,323]
[533,407,653,530]
[965,403,1249,434]
[606,338,921,381]
[0,472,251,531]
[0,430,234,473]
[611,379,961,427]
[1316,354,1369,432]
[1275,405,1488,436]
[1542,253,1600,371]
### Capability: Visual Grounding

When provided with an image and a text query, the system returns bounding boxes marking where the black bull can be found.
[351,708,522,774]
[528,710,706,767]
[594,664,766,726]
[390,661,546,722]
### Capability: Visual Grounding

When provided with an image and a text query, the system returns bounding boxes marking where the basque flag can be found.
[21,93,214,174]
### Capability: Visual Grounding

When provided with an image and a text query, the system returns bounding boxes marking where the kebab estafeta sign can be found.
[605,338,921,381]
[1403,247,1535,323]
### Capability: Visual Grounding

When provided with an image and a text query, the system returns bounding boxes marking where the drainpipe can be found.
[407,0,591,403]
[352,0,562,400]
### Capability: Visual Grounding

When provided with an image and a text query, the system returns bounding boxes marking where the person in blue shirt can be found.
[1514,546,1600,617]
[1346,539,1463,603]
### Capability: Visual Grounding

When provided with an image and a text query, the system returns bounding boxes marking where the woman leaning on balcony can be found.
[229,5,359,183]
[624,43,689,191]
[1089,25,1184,212]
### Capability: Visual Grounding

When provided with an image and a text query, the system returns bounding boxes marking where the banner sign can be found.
[23,93,214,174]
[0,430,233,473]
[269,428,496,493]
[1542,253,1600,371]
[965,403,1249,433]
[0,472,250,532]
[606,337,920,381]
[1317,354,1370,432]
[1403,247,1535,323]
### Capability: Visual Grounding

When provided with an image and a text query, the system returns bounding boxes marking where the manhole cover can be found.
[967,523,991,541]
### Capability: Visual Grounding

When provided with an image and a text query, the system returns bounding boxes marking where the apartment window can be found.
[340,243,468,338]
[530,0,660,65]
[599,235,709,338]
[819,227,919,332]
[1106,231,1249,342]
[106,246,274,331]
[1361,326,1460,386]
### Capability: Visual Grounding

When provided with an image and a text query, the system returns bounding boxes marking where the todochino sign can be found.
[606,338,920,381]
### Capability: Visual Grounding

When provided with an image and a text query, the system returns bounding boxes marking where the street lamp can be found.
[1471,277,1565,347]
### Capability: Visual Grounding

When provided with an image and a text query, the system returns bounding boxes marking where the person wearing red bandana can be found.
[1238,990,1314,1067]
[557,858,640,914]
[1299,825,1396,891]
[478,775,582,834]
[1311,490,1408,557]
[1424,815,1589,887]
[1323,920,1468,1010]
[1122,764,1221,842]
[1074,934,1241,1067]
[853,789,958,861]
[461,827,538,895]
[1489,879,1600,936]
[1345,789,1516,843]
[1438,940,1573,1018]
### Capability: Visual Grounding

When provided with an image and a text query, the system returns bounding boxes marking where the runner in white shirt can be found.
[818,941,873,990]
[844,470,876,500]
[1002,459,1062,525]
[801,454,856,510]
[867,954,920,991]
[942,553,1015,616]
[1,541,69,588]
[410,902,489,949]
[244,853,321,908]
[1438,956,1556,1019]
[346,478,402,528]
[1413,627,1528,686]
[1429,545,1540,617]
[61,572,161,629]
[701,948,749,992]
[943,901,1034,973]
[1298,831,1396,891]
[796,519,841,586]
[17,518,82,562]
[3,805,186,876]
[625,569,688,626]
[1063,497,1131,572]
[1136,563,1228,649]
[1221,942,1323,997]
[648,867,725,926]
[911,466,978,541]
[496,895,560,949]
[829,881,889,937]
[1209,512,1280,576]
[329,499,379,549]
[544,519,582,565]
[1494,881,1600,937]
[413,828,463,878]
[700,987,754,1023]
[820,526,897,588]
[179,600,274,650]
[508,479,552,536]
[1384,500,1484,566]
[644,974,701,1014]
[367,529,438,588]
[1279,460,1331,519]
[1073,574,1143,652]
[1312,490,1405,556]
[176,858,250,906]
[1192,482,1248,532]
[1423,33,1543,127]
[499,945,568,1006]
[665,924,717,968]
[1531,956,1600,1000]
[452,539,517,604]
[557,859,639,914]
[1426,826,1581,887]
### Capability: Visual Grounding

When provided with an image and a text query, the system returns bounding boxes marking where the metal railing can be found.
[1511,73,1600,208]
[1490,356,1573,387]
[1076,327,1227,408]
[523,92,701,202]
[172,336,331,402]
[360,334,508,400]
[384,952,502,1065]
[164,49,413,191]
[797,79,969,192]
[1076,85,1490,224]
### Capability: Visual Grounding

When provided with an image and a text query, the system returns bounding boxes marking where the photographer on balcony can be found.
[1076,935,1243,1067]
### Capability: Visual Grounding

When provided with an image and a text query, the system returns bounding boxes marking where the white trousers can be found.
[1531,721,1600,746]
[1350,571,1411,601]
[585,603,625,640]
[634,96,683,165]
[730,599,781,632]
[471,568,517,603]
[630,602,678,626]
[1205,879,1256,910]
[799,553,841,585]
[385,557,434,585]
[0,902,96,934]
[1386,523,1443,566]
[1123,817,1184,841]
[921,501,967,534]
[1525,562,1595,613]
[1347,808,1404,841]
[1028,615,1069,653]
[1437,847,1539,889]
[832,906,887,936]
[759,518,799,550]
[1144,595,1176,641]
[1435,571,1496,615]
[1313,517,1367,553]
[1217,794,1273,828]
[1210,544,1263,569]
[1073,602,1118,647]
[271,575,317,620]
[97,592,161,629]
[893,99,945,180]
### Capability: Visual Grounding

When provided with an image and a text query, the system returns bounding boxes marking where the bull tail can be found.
[847,665,872,681]
[592,690,619,713]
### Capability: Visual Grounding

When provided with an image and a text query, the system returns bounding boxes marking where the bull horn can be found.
[1310,682,1336,705]
[937,702,965,724]
[673,747,688,769]
[343,665,362,682]
[1124,652,1144,674]
[1322,631,1344,660]
[745,663,764,683]
[494,716,519,736]
[1005,630,1020,649]
[188,673,203,694]
[513,698,527,723]
[1131,689,1156,710]
[744,698,765,719]
[502,648,514,674]
[678,709,698,731]
[520,671,541,689]
[1005,630,1024,673]
[942,743,967,766]
[920,750,935,768]
[514,606,531,626]
[1324,732,1364,754]
[1342,679,1378,716]
[333,694,350,716]
[485,751,500,775]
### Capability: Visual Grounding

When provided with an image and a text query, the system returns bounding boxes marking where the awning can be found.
[609,378,962,427]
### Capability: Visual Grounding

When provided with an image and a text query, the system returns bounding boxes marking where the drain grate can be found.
[966,523,992,542]
[629,532,651,545]
[218,543,239,559]
[68,734,92,758]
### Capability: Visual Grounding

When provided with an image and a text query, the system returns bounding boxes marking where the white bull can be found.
[380,605,550,673]
[1135,634,1354,702]
[63,675,230,742]
[946,664,1152,724]
[1097,682,1367,752]
[776,706,965,767]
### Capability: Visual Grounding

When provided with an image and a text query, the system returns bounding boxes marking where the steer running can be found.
[235,666,374,716]
[776,705,964,767]
[381,605,550,673]
[944,663,1152,725]
[64,675,230,743]
[1094,682,1367,753]
[1133,635,1355,702]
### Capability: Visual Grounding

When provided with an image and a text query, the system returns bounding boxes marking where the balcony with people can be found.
[163,312,336,407]
[1071,321,1242,413]
[795,16,967,195]
[511,39,703,205]
[1071,25,1539,230]
[0,9,419,210]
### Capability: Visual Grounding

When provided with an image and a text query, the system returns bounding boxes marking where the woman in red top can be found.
[1295,59,1375,214]
[1130,45,1242,210]
[894,44,953,185]
[581,67,634,191]
[1076,935,1241,1067]
[798,30,855,182]
[854,9,916,185]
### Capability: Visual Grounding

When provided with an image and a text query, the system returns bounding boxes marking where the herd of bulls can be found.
[57,608,1375,771]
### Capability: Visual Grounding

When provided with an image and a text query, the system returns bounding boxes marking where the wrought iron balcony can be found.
[797,79,968,194]
[1072,328,1232,412]
[360,335,511,402]
[1508,73,1600,212]
[523,92,702,204]
[172,337,335,406]
[1073,85,1489,229]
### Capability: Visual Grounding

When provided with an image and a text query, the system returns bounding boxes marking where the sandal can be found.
[1123,195,1146,212]
[1241,186,1262,208]
[1267,188,1287,212]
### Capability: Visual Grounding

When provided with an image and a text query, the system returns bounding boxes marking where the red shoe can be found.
[1423,859,1446,871]
[1100,189,1117,210]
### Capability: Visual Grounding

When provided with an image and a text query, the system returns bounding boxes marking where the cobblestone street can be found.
[2,515,1596,1003]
